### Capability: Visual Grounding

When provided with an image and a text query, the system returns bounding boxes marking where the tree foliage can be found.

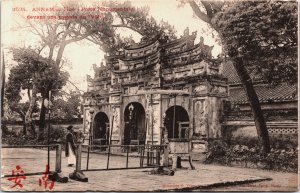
[213,1,297,85]
[7,48,69,97]
[52,91,82,120]
[5,48,69,135]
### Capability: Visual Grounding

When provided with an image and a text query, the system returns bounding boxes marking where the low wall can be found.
[222,121,298,143]
[4,123,83,136]
[222,121,297,135]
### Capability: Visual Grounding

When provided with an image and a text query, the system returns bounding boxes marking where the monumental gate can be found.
[82,29,228,153]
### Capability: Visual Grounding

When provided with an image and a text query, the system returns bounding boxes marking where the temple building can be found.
[222,61,298,136]
[82,29,228,152]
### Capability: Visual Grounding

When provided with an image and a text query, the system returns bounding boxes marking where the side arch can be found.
[164,105,189,139]
[93,112,109,144]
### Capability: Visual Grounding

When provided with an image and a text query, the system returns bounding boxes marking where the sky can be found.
[1,0,222,94]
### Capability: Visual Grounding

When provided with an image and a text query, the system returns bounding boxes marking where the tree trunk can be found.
[38,98,46,140]
[25,83,38,136]
[1,54,5,118]
[232,57,270,155]
[48,46,54,61]
[22,117,26,136]
[13,108,26,135]
[55,44,66,66]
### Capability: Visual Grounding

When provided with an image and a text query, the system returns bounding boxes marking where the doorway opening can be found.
[164,105,189,139]
[93,112,109,146]
[124,102,146,146]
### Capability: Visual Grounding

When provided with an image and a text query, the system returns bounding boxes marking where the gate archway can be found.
[93,112,109,145]
[164,105,189,139]
[124,102,146,145]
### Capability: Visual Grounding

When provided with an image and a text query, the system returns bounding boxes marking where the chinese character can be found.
[38,165,54,190]
[7,165,26,188]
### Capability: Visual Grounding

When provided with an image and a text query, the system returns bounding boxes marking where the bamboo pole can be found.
[107,108,114,169]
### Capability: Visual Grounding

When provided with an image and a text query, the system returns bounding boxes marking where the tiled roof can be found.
[223,61,262,84]
[223,61,241,84]
[223,60,297,104]
[229,83,298,104]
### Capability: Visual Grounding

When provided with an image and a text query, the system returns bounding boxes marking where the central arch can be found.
[124,102,146,145]
[165,105,189,139]
[93,112,109,145]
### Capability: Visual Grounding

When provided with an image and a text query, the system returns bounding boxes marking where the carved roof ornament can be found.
[183,27,189,36]
[159,32,170,43]
[199,36,204,46]
[124,37,135,47]
[191,31,197,38]
[147,57,151,65]
[87,75,93,82]
[155,61,162,78]
[92,63,98,71]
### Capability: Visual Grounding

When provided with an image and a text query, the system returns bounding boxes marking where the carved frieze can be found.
[96,97,108,105]
[129,86,139,94]
[175,70,190,78]
[207,66,219,75]
[110,95,120,102]
[209,84,228,95]
[193,67,205,74]
[84,109,91,133]
[84,98,91,105]
[193,85,207,94]
[183,87,190,92]
[110,85,121,92]
[193,99,207,136]
[111,106,120,140]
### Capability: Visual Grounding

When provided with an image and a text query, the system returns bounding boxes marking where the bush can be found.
[2,134,38,146]
[1,124,9,136]
[42,126,67,144]
[205,137,298,172]
[2,126,67,150]
[205,140,228,163]
[269,134,297,149]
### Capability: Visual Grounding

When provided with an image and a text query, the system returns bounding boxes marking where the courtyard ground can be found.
[1,148,298,191]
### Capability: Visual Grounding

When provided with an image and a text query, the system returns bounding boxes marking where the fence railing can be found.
[2,143,169,177]
[1,144,62,177]
[75,144,168,172]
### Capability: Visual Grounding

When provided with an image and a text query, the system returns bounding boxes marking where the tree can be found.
[214,1,297,85]
[4,101,39,136]
[184,0,297,154]
[52,91,82,120]
[6,48,68,137]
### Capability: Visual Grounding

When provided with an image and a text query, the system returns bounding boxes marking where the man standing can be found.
[65,126,76,167]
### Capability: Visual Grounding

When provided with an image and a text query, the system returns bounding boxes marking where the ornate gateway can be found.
[83,29,228,153]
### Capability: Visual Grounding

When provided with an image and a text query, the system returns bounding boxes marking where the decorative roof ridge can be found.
[161,33,196,48]
[112,60,157,74]
[123,36,160,50]
[164,43,207,57]
[120,51,159,61]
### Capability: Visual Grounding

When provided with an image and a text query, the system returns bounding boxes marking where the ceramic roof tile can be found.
[229,83,298,104]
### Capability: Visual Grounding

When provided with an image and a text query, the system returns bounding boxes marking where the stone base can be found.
[69,171,88,182]
[48,172,68,183]
[191,139,208,153]
[149,166,175,176]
